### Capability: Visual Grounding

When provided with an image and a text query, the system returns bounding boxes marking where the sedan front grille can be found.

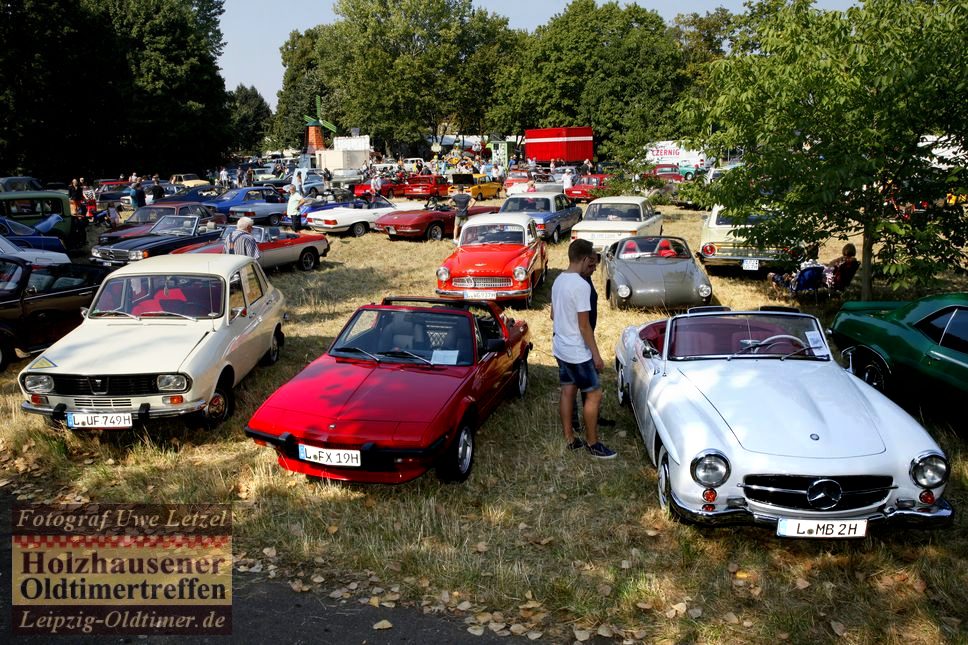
[742,474,894,512]
[451,276,513,288]
[99,248,130,262]
[73,398,134,409]
[52,375,161,396]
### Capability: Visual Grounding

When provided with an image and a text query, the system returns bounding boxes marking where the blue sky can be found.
[218,1,855,109]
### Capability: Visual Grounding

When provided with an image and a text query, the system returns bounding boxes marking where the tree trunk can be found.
[861,218,875,301]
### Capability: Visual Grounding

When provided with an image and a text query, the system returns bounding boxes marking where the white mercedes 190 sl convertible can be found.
[614,306,952,538]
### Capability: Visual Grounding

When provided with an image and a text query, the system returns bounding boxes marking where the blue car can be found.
[207,186,286,215]
[498,192,582,243]
[0,216,67,253]
[155,184,224,206]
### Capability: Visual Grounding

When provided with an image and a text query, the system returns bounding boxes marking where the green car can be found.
[830,293,968,396]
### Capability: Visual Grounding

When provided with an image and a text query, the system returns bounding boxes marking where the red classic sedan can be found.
[245,296,532,484]
[435,213,548,308]
[372,204,498,241]
[404,175,451,199]
[565,174,612,202]
[353,177,409,198]
[172,225,329,270]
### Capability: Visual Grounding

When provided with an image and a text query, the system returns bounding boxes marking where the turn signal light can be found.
[919,490,936,505]
[701,504,716,512]
[30,394,48,405]
[162,395,184,405]
[702,488,718,502]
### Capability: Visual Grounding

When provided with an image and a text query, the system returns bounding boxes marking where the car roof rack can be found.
[686,305,731,314]
[759,305,801,313]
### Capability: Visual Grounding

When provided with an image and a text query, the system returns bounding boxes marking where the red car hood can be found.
[250,355,469,437]
[444,245,529,274]
[376,209,433,226]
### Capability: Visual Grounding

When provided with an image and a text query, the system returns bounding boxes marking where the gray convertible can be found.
[602,235,712,309]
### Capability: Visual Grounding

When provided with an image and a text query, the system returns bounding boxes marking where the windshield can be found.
[150,215,198,236]
[667,313,829,360]
[213,189,241,202]
[580,177,602,187]
[0,235,22,254]
[130,206,175,224]
[460,223,525,245]
[331,308,475,366]
[501,197,551,213]
[220,225,268,243]
[90,274,224,318]
[584,203,642,222]
[3,218,37,236]
[616,236,690,260]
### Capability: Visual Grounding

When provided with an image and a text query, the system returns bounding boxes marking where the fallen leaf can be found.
[750,586,762,598]
[440,590,450,604]
[912,579,927,593]
[387,561,401,572]
[327,525,339,535]
[665,608,677,619]
[621,560,631,569]
[475,612,493,624]
[457,601,472,611]
[598,625,614,637]
[311,575,324,583]
[723,612,739,625]
[672,602,687,615]
[778,632,790,640]
[83,459,94,465]
[518,522,529,530]
[539,537,554,545]
[831,621,846,637]
[510,624,527,635]
[795,578,811,590]
[645,529,659,537]
[742,620,753,628]
[519,600,542,609]
[636,602,653,610]
[526,631,542,640]
[368,596,380,607]
[488,622,506,632]
[262,547,277,558]
[727,563,740,573]
[467,625,485,636]
[373,619,393,630]
[289,580,309,592]
[475,541,489,553]
[598,584,612,596]
[573,627,591,642]
[688,608,703,619]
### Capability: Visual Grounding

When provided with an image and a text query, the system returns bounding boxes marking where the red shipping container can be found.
[524,127,594,163]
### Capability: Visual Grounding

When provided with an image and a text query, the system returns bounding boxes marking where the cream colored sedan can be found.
[570,196,663,252]
[19,254,286,429]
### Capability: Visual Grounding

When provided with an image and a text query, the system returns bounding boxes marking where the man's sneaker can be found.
[567,437,585,450]
[587,442,617,459]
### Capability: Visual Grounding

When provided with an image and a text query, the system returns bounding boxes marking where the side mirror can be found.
[25,286,37,296]
[484,337,506,353]
[643,345,659,358]
[80,306,89,317]
[231,306,246,320]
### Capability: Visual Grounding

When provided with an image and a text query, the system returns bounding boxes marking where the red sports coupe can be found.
[435,213,548,308]
[372,204,498,241]
[245,297,532,484]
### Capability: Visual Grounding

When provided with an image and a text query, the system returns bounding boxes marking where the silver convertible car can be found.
[614,306,952,538]
[602,236,712,309]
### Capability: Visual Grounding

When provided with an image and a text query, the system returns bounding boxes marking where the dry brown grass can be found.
[1,206,966,643]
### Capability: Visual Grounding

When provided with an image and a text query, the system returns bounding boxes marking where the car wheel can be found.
[205,376,234,427]
[351,221,367,237]
[608,283,622,309]
[260,328,283,366]
[427,222,444,241]
[538,262,547,287]
[615,359,630,407]
[683,172,694,181]
[854,350,889,393]
[296,248,318,271]
[657,445,681,521]
[0,339,10,371]
[551,227,561,244]
[437,422,475,483]
[515,355,529,399]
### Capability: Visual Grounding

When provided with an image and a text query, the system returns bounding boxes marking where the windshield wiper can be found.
[138,310,197,320]
[727,341,762,360]
[90,309,138,319]
[378,349,433,365]
[781,346,826,360]
[335,346,380,362]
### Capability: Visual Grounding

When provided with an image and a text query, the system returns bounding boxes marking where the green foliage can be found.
[678,0,968,299]
[229,85,272,155]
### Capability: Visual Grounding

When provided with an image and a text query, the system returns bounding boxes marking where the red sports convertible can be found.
[404,175,451,199]
[373,204,498,241]
[435,213,548,308]
[245,297,532,484]
[172,225,329,270]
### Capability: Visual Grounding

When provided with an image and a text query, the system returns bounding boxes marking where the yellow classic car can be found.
[448,174,502,201]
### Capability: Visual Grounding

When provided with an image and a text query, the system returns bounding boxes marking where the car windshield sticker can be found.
[30,356,57,368]
[431,350,460,365]
[804,331,829,356]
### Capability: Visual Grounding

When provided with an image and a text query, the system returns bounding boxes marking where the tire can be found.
[615,359,630,407]
[351,221,367,237]
[260,328,283,366]
[656,444,681,521]
[0,339,10,371]
[515,355,529,399]
[854,350,889,393]
[537,262,547,287]
[551,227,561,244]
[427,222,444,241]
[205,375,234,427]
[521,279,533,309]
[268,213,280,226]
[437,422,475,483]
[296,248,318,271]
[683,172,694,181]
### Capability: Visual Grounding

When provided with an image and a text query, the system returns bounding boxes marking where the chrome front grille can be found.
[742,474,894,512]
[53,374,160,396]
[99,248,130,261]
[451,276,512,288]
[73,398,134,409]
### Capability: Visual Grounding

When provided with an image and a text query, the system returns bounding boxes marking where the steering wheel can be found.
[753,334,806,353]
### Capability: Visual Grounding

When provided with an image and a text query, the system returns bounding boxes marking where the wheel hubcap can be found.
[658,457,670,509]
[208,393,226,418]
[518,362,527,395]
[863,364,884,389]
[457,428,473,473]
[301,253,313,269]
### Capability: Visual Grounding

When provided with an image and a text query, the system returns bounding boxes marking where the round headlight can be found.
[911,453,948,488]
[157,374,188,392]
[91,248,102,258]
[24,374,54,394]
[691,451,730,487]
[436,267,450,282]
[698,284,712,298]
[513,266,528,282]
[617,284,631,298]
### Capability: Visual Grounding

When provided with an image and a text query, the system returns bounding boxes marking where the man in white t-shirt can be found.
[550,239,616,459]
[562,168,574,191]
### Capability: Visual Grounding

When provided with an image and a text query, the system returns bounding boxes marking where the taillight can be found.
[702,243,716,256]
[324,219,337,225]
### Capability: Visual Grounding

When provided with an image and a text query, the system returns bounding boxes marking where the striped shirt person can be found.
[224,216,261,258]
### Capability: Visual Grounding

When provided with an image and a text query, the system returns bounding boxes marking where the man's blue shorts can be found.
[556,357,600,393]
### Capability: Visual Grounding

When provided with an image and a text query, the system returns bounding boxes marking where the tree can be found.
[679,0,968,299]
[228,85,272,154]
[271,26,330,150]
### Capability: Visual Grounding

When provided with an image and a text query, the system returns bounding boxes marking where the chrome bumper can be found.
[22,399,208,421]
[435,288,531,299]
[670,490,954,530]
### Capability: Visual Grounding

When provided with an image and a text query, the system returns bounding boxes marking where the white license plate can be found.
[742,259,760,271]
[465,290,497,300]
[67,413,132,429]
[386,226,396,234]
[776,518,867,538]
[298,444,361,468]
